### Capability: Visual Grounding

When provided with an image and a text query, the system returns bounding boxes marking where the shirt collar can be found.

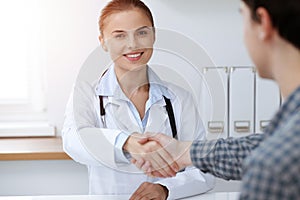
[95,65,174,102]
[148,67,174,103]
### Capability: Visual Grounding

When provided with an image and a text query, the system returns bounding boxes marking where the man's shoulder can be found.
[247,113,300,171]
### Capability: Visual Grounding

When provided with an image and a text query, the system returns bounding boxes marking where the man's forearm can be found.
[190,134,265,180]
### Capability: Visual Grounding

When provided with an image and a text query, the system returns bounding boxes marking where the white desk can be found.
[0,192,239,200]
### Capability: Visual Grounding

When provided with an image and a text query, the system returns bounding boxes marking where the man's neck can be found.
[271,41,300,99]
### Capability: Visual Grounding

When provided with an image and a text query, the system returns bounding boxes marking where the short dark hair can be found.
[242,0,300,50]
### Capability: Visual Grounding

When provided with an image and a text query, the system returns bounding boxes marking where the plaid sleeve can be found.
[190,134,265,180]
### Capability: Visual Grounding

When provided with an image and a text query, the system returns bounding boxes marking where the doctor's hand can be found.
[123,133,179,178]
[134,133,193,178]
[130,182,168,200]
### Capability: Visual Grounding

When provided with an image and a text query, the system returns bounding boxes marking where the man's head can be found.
[240,0,300,79]
[242,0,300,50]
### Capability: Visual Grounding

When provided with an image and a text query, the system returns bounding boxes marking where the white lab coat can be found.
[62,66,215,199]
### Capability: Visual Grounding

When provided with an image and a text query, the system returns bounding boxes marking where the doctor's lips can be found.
[123,52,144,62]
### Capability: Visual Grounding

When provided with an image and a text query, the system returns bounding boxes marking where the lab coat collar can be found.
[95,65,174,105]
[95,66,126,100]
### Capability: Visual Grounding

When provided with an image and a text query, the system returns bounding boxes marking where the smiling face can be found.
[99,8,155,73]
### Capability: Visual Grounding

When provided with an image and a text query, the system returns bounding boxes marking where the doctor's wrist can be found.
[122,132,137,152]
[177,141,193,169]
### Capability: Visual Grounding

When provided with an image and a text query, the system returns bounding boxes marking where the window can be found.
[0,0,55,137]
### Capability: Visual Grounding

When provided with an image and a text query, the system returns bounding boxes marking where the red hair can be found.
[99,0,154,36]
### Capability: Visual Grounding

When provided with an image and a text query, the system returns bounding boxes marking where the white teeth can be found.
[126,53,141,58]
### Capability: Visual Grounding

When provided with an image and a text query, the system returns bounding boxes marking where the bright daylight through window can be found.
[0,0,54,137]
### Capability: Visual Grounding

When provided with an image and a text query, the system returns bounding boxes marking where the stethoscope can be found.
[99,95,107,128]
[98,75,178,139]
[99,95,177,139]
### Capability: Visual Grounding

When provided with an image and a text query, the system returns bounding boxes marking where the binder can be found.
[229,67,255,138]
[200,67,228,140]
[255,76,281,133]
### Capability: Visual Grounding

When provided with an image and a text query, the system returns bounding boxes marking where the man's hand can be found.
[133,133,193,177]
[130,182,168,200]
[123,133,179,177]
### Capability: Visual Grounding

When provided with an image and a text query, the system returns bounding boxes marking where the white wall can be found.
[144,0,252,66]
[0,160,88,196]
[2,0,249,196]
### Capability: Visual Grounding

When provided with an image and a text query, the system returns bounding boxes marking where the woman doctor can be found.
[62,0,214,199]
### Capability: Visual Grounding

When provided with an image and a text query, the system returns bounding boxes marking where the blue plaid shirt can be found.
[190,86,300,199]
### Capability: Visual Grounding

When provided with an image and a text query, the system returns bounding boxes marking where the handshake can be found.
[123,133,193,178]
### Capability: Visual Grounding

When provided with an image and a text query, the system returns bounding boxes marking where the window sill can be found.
[0,137,71,161]
[0,122,55,137]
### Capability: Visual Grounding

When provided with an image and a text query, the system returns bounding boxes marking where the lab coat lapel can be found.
[111,99,142,133]
[145,103,168,134]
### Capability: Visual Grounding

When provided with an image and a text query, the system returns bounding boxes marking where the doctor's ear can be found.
[99,35,108,52]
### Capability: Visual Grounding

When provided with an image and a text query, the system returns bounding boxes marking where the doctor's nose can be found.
[127,35,138,50]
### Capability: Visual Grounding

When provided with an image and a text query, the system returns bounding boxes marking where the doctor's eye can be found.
[136,29,152,38]
[114,33,127,40]
[137,30,148,36]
